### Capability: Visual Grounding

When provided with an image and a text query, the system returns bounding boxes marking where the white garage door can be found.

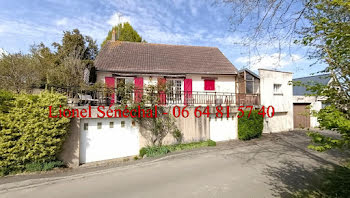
[210,115,237,141]
[79,118,139,163]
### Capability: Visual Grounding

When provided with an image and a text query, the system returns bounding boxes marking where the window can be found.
[273,84,282,94]
[121,121,125,127]
[246,73,254,94]
[167,79,182,103]
[204,80,215,91]
[83,123,88,131]
[116,78,133,104]
[246,81,253,94]
[109,122,114,128]
[97,122,102,129]
[246,73,253,80]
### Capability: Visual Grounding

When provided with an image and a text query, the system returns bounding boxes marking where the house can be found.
[292,74,331,128]
[60,39,263,167]
[94,41,240,105]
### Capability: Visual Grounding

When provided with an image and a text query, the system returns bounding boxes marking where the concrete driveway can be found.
[0,130,348,198]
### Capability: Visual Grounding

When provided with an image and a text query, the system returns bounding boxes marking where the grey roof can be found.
[238,68,260,79]
[293,74,331,95]
[95,41,238,75]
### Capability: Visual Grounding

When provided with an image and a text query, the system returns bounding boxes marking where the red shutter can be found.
[204,80,215,91]
[184,78,192,105]
[105,77,115,104]
[158,78,166,105]
[134,77,143,103]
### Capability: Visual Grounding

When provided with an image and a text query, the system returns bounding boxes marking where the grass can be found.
[0,161,65,176]
[139,140,216,158]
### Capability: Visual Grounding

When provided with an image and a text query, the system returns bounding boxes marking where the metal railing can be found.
[51,87,260,106]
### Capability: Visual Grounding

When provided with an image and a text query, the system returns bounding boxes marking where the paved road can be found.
[0,131,347,198]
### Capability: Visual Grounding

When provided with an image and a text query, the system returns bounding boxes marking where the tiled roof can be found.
[293,74,331,95]
[95,41,238,75]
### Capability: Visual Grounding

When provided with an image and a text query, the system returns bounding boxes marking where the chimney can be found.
[111,28,116,41]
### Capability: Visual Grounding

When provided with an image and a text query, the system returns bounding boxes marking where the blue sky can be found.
[0,0,324,78]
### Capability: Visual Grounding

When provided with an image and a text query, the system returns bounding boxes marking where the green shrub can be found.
[25,162,43,172]
[42,161,64,171]
[139,140,216,157]
[238,110,264,140]
[0,90,14,113]
[25,161,64,172]
[0,91,71,175]
[207,139,216,146]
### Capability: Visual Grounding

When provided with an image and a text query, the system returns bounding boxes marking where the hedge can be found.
[0,91,71,175]
[238,110,264,140]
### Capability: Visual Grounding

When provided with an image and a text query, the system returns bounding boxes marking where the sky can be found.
[0,0,325,78]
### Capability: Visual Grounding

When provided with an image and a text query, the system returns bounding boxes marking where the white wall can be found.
[96,72,236,94]
[189,74,235,93]
[259,69,293,133]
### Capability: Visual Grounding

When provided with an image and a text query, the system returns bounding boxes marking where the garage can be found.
[79,118,139,163]
[293,103,311,129]
[209,115,237,141]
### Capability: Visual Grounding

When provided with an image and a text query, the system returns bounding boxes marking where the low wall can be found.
[59,106,214,167]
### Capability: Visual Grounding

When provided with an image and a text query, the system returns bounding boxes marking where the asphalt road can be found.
[0,131,347,198]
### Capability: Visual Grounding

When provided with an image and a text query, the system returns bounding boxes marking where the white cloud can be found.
[107,12,131,26]
[235,53,302,70]
[55,18,68,26]
[214,35,246,46]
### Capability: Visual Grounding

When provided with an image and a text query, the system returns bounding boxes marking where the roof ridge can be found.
[107,40,218,49]
[293,73,330,80]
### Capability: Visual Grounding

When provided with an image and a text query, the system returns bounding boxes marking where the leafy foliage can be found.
[101,22,145,47]
[238,110,264,140]
[298,0,350,151]
[307,105,350,151]
[25,161,64,172]
[139,140,216,158]
[0,91,70,175]
[0,53,41,93]
[0,29,99,92]
[126,83,182,146]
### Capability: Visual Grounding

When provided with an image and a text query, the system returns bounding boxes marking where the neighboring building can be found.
[237,68,260,105]
[292,74,331,129]
[259,69,294,133]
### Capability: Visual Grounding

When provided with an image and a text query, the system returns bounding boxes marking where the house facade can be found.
[94,41,239,106]
[259,69,294,133]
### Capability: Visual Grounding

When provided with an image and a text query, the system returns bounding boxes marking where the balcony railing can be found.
[53,87,260,106]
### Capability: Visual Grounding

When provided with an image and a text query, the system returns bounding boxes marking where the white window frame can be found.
[273,84,282,95]
[167,79,183,103]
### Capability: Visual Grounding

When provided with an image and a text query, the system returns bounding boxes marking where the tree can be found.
[30,29,99,88]
[101,22,145,47]
[0,53,40,93]
[297,0,350,151]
